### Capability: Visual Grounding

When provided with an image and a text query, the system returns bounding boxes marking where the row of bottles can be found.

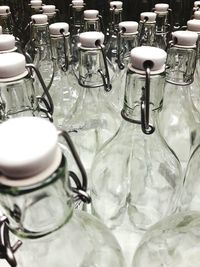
[1,1,200,267]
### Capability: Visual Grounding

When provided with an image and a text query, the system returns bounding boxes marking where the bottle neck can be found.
[119,34,138,64]
[122,69,165,129]
[0,155,73,238]
[31,24,52,49]
[51,35,71,72]
[84,19,100,32]
[109,10,122,33]
[155,13,168,33]
[138,22,156,46]
[71,7,84,34]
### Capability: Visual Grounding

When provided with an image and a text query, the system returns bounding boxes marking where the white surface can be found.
[0,117,59,179]
[0,34,15,52]
[110,1,123,9]
[84,9,99,19]
[42,5,55,13]
[194,11,200,19]
[119,21,138,34]
[30,0,42,6]
[49,22,69,35]
[72,0,84,6]
[130,46,167,71]
[31,14,48,24]
[0,6,10,15]
[194,1,200,7]
[140,12,156,22]
[0,52,26,78]
[187,19,200,33]
[172,30,198,46]
[79,31,104,48]
[155,3,169,12]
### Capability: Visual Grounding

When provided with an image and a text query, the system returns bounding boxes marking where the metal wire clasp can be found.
[116,27,125,70]
[0,215,22,267]
[26,64,54,121]
[60,29,69,72]
[58,130,91,204]
[138,16,149,46]
[95,40,112,92]
[140,60,155,135]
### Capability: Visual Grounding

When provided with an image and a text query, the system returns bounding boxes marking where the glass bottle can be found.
[0,6,14,35]
[42,4,57,24]
[158,30,200,173]
[132,211,200,267]
[106,1,123,71]
[0,52,53,122]
[112,20,138,111]
[26,14,54,96]
[153,3,170,50]
[138,12,157,46]
[83,9,101,32]
[90,46,181,231]
[49,22,79,127]
[187,19,200,115]
[69,0,85,66]
[30,0,43,16]
[62,31,120,175]
[0,116,125,267]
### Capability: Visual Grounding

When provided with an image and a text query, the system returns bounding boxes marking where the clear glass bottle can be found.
[49,22,79,127]
[0,6,14,35]
[138,12,157,46]
[25,14,54,96]
[0,52,53,122]
[187,19,200,115]
[90,46,181,231]
[106,1,123,70]
[132,211,200,267]
[62,31,120,175]
[158,30,200,173]
[0,116,125,267]
[83,9,101,32]
[153,3,170,50]
[112,20,138,111]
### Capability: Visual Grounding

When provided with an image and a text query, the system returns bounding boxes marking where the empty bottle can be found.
[83,9,102,32]
[0,116,125,267]
[41,5,57,24]
[138,12,157,46]
[0,6,14,34]
[90,46,181,231]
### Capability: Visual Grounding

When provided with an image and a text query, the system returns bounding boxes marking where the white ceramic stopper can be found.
[31,14,48,24]
[130,46,167,72]
[30,0,42,6]
[154,3,169,13]
[140,12,157,22]
[42,5,56,13]
[49,22,69,36]
[110,1,123,9]
[72,0,84,6]
[0,34,15,52]
[0,6,10,15]
[79,31,104,48]
[187,19,200,32]
[172,30,198,46]
[0,52,26,79]
[0,26,2,34]
[194,1,200,7]
[194,11,200,19]
[119,21,138,34]
[0,117,59,179]
[84,9,99,20]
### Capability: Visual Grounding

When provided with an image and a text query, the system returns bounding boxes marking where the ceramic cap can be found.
[0,52,26,79]
[110,1,123,9]
[130,46,167,72]
[119,21,138,34]
[172,30,198,46]
[84,9,99,19]
[0,117,59,179]
[194,11,200,19]
[0,6,10,15]
[49,22,69,35]
[72,0,84,6]
[79,31,104,48]
[140,12,157,22]
[194,1,200,7]
[30,0,42,6]
[0,34,15,52]
[187,19,200,32]
[154,3,169,13]
[42,5,56,13]
[31,14,48,24]
[0,26,2,34]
